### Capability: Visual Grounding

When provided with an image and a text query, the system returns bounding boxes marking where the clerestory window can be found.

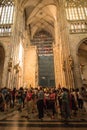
[65,0,87,33]
[0,0,14,36]
[65,0,87,20]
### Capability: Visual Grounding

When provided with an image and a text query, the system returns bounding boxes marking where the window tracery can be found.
[66,0,87,33]
[0,0,14,36]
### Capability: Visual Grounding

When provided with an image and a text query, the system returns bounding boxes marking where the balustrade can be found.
[0,24,12,36]
[69,20,87,33]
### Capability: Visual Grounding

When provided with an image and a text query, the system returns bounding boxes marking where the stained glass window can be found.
[31,30,53,56]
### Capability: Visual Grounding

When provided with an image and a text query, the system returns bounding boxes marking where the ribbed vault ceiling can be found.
[19,0,87,38]
[19,0,58,38]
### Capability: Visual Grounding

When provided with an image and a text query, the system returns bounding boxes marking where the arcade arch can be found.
[78,38,87,86]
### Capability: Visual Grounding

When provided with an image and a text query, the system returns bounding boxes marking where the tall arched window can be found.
[0,0,14,36]
[65,0,87,33]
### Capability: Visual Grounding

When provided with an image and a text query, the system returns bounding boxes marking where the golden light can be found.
[18,40,23,67]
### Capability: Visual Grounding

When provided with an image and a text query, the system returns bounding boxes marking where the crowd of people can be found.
[0,86,87,120]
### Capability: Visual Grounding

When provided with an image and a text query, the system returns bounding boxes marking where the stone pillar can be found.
[72,53,82,88]
[0,40,11,88]
[57,0,75,88]
[24,46,38,88]
[9,3,25,89]
[53,6,66,88]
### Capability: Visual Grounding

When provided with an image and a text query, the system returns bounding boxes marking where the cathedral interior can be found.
[0,0,87,129]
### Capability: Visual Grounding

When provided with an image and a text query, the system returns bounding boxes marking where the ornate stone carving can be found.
[80,64,85,74]
[8,58,12,72]
[68,55,74,69]
[14,63,20,73]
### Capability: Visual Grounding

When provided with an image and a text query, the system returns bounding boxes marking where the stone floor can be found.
[0,105,87,130]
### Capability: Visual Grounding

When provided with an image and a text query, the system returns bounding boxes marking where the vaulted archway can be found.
[78,38,87,85]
